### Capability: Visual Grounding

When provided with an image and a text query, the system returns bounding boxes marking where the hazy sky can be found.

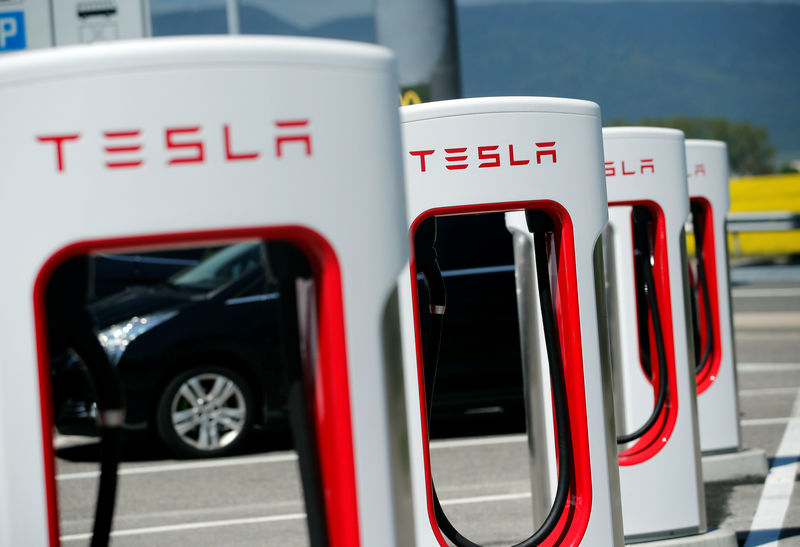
[151,0,372,28]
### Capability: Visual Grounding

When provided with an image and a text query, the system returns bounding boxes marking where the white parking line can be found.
[741,417,800,427]
[738,363,800,372]
[430,434,527,450]
[743,389,800,547]
[440,491,531,506]
[734,312,800,329]
[60,513,307,542]
[56,436,530,481]
[740,387,800,397]
[59,492,533,541]
[56,452,298,481]
[732,287,800,298]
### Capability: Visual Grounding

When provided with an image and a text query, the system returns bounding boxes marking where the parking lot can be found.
[55,269,800,546]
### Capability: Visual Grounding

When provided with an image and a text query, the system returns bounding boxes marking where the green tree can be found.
[608,116,776,175]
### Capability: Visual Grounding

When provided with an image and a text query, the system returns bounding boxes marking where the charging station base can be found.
[626,528,737,546]
[702,448,768,482]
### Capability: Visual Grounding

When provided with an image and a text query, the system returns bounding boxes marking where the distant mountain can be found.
[152,2,800,160]
[311,16,375,43]
[152,7,230,35]
[153,6,373,41]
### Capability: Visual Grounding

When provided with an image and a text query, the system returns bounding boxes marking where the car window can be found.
[432,212,515,271]
[168,242,266,291]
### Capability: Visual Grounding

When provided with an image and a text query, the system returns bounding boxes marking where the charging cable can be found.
[616,207,669,445]
[46,257,125,547]
[417,212,572,546]
[690,202,714,376]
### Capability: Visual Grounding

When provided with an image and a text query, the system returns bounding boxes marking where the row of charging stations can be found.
[603,128,707,541]
[498,128,740,544]
[397,106,740,545]
[0,34,744,547]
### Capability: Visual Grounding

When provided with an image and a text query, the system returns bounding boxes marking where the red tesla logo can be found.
[687,163,706,178]
[408,141,557,173]
[36,120,312,173]
[604,158,655,177]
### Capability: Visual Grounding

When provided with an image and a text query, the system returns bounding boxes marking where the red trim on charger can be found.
[610,201,680,466]
[409,201,593,546]
[406,230,448,547]
[32,290,60,547]
[691,198,722,394]
[33,227,360,546]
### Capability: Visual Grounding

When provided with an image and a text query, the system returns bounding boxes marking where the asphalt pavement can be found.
[54,269,800,546]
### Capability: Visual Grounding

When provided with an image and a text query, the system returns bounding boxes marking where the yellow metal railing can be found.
[727,174,800,256]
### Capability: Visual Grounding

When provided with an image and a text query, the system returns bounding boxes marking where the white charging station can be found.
[603,127,709,542]
[0,36,414,546]
[685,140,741,455]
[398,97,624,546]
[0,0,149,55]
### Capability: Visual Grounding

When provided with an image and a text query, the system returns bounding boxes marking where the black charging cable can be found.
[690,202,714,376]
[46,257,125,547]
[417,213,572,547]
[414,219,447,418]
[266,242,328,547]
[688,266,702,368]
[616,207,669,445]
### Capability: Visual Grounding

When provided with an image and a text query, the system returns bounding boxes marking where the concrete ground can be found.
[53,269,800,545]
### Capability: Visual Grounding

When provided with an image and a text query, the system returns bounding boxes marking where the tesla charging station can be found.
[685,140,741,455]
[0,36,415,546]
[0,0,149,54]
[603,127,714,543]
[398,97,624,546]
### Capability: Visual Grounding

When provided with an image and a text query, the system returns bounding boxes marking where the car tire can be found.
[155,365,255,458]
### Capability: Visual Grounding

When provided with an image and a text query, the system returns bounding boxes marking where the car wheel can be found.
[156,365,255,458]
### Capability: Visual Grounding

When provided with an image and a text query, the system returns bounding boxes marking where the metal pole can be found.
[508,223,557,527]
[375,0,461,103]
[601,220,628,442]
[226,0,240,35]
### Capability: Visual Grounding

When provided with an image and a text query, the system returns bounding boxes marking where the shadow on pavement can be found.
[704,480,736,529]
[736,527,800,546]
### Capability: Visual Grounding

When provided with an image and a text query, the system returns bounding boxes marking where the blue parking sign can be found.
[0,11,26,52]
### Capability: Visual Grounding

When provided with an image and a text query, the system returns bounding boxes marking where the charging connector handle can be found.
[616,207,669,445]
[414,219,447,417]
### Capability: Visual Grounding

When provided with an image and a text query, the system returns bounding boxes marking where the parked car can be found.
[54,241,284,458]
[52,213,525,457]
